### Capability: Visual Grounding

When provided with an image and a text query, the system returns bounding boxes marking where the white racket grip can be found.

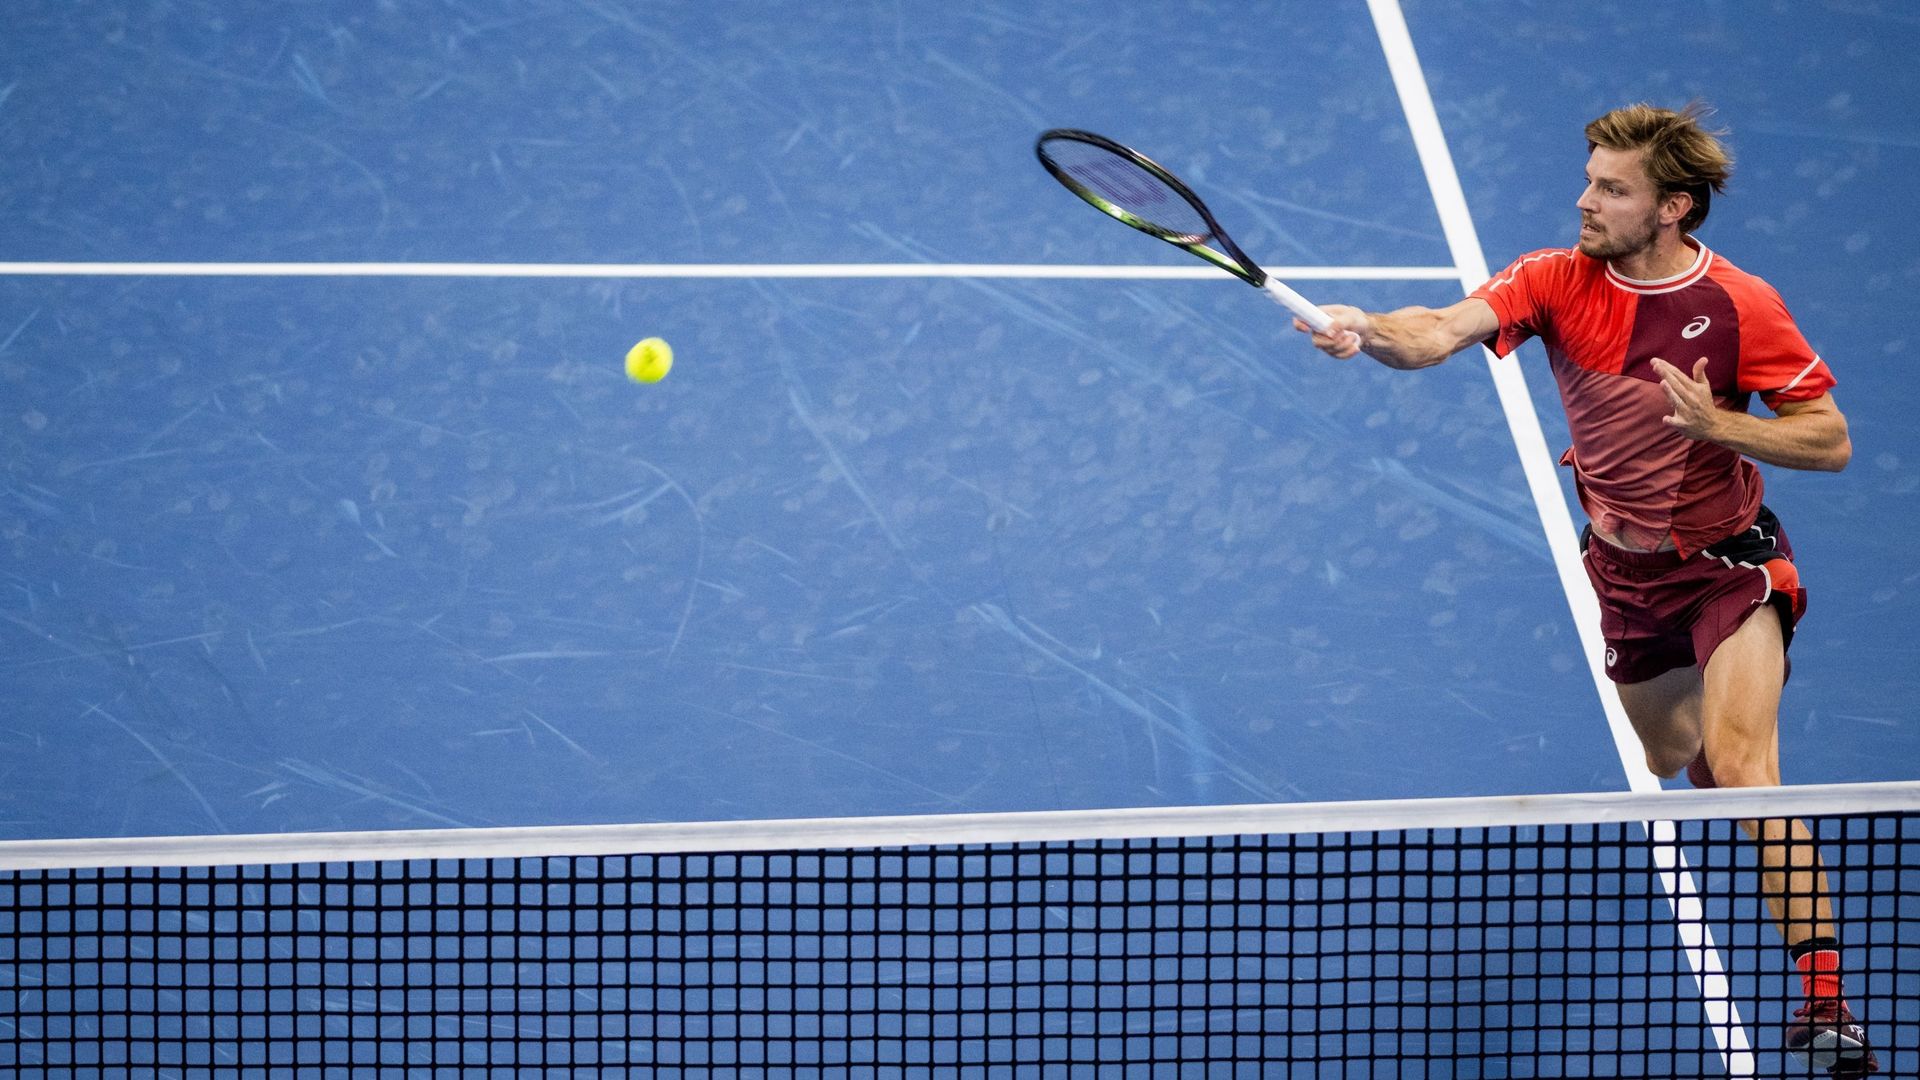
[1263,277,1334,334]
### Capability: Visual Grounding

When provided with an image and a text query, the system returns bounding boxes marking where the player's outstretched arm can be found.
[1294,297,1499,370]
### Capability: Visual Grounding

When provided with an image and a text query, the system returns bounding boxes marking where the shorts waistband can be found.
[1581,527,1687,569]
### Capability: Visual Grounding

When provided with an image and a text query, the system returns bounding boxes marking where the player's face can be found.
[1576,147,1662,262]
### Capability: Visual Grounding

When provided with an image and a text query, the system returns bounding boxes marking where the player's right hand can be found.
[1293,305,1370,360]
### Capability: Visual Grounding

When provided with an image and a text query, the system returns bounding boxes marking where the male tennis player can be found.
[1294,102,1873,1076]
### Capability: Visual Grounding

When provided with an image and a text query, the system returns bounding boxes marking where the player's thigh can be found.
[1699,604,1787,784]
[1614,664,1704,770]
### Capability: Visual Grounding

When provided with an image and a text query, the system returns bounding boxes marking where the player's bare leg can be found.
[1699,608,1832,945]
[1701,607,1875,1076]
[1614,664,1704,779]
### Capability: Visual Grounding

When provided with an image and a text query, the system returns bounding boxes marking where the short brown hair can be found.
[1585,101,1733,233]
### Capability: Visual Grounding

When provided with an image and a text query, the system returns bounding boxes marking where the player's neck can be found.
[1608,232,1699,283]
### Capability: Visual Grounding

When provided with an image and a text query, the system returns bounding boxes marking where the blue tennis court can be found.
[8,0,1910,840]
[2,1,1917,1075]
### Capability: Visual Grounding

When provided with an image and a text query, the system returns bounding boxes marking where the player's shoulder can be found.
[1483,246,1591,292]
[1700,246,1794,308]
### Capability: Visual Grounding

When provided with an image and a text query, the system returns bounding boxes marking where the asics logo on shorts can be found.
[1605,647,1618,668]
[1681,316,1711,339]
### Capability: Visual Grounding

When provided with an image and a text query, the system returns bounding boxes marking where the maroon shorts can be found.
[1579,506,1807,684]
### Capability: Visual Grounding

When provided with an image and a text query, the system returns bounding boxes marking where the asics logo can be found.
[1681,316,1711,339]
[1605,647,1618,668]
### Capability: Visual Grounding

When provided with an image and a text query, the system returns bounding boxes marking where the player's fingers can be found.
[1294,319,1342,357]
[1651,358,1693,394]
[1327,333,1361,359]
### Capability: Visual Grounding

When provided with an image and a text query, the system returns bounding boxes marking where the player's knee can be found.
[1701,753,1775,789]
[1645,748,1692,780]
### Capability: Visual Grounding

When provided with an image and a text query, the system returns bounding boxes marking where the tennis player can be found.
[1294,102,1874,1077]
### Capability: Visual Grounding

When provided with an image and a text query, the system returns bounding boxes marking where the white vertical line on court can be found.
[1364,0,1754,1072]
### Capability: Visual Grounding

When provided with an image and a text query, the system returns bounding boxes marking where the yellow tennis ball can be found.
[625,337,673,383]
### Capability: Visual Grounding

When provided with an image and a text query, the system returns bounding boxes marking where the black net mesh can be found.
[1,810,1915,1077]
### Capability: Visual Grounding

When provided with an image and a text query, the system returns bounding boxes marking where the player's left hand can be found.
[1650,357,1723,442]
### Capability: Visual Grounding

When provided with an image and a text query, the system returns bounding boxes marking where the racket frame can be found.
[1036,128,1336,334]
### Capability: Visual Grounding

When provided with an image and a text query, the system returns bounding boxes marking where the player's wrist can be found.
[1349,312,1384,353]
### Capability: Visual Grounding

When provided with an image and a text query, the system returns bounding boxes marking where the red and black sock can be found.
[1789,936,1844,1002]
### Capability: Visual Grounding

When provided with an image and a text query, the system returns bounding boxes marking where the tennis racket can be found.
[1035,128,1339,334]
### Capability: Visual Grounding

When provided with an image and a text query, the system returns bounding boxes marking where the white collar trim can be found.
[1605,240,1712,294]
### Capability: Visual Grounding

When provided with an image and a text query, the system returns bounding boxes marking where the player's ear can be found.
[1659,189,1694,228]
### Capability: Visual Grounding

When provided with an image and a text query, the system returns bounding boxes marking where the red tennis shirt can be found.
[1471,239,1834,557]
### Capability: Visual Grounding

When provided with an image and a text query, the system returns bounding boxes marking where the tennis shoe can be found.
[1785,999,1878,1076]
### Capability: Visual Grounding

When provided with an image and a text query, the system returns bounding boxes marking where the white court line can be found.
[1366,0,1754,1073]
[0,261,1460,280]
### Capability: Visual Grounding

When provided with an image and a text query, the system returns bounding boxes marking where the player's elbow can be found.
[1822,431,1852,472]
[1780,399,1851,471]
[1819,412,1852,471]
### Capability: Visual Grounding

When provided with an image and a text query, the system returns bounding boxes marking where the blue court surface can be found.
[4,3,1920,1077]
[3,3,1917,836]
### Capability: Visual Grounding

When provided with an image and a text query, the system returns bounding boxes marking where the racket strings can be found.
[1039,139,1212,243]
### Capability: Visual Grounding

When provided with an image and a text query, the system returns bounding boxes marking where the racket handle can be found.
[1262,278,1335,334]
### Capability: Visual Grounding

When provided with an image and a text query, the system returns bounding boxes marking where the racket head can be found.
[1035,129,1265,285]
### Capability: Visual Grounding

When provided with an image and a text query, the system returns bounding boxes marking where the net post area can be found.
[2,782,1915,1077]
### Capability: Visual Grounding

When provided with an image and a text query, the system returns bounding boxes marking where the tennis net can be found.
[2,782,1916,1077]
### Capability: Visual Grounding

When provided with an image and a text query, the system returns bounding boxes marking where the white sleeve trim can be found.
[1777,355,1825,395]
